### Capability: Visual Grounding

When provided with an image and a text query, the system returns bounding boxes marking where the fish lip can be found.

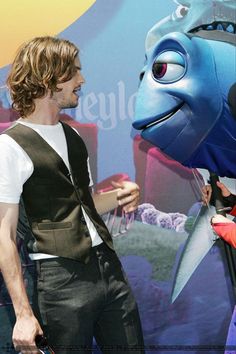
[141,102,185,131]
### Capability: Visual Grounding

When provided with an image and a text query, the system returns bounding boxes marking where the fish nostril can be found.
[139,72,145,82]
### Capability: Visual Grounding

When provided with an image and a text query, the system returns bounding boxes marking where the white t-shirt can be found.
[0,119,103,259]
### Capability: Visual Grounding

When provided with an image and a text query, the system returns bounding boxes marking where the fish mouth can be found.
[189,21,236,34]
[141,102,184,131]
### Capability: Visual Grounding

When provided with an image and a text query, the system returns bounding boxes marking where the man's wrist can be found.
[14,301,34,319]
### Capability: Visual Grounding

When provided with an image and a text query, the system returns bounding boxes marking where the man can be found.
[0,36,144,354]
[202,181,236,247]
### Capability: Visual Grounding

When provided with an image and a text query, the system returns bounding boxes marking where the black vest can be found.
[5,122,114,262]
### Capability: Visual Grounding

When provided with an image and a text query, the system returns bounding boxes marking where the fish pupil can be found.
[152,62,167,79]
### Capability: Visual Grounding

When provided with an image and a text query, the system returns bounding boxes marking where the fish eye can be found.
[152,63,167,79]
[152,51,186,83]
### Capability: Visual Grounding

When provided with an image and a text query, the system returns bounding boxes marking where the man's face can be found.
[52,57,85,109]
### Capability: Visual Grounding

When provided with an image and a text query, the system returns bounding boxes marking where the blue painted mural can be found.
[0,1,235,353]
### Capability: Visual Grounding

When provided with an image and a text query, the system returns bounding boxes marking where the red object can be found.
[0,121,12,133]
[212,222,236,248]
[133,135,203,214]
[0,106,19,123]
[230,205,236,217]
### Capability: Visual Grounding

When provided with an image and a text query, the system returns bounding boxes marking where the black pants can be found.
[34,243,145,354]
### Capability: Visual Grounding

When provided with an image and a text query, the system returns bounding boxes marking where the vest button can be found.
[85,230,90,237]
[80,216,86,224]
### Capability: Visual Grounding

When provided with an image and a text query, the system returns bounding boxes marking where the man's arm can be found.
[0,202,43,353]
[92,181,140,215]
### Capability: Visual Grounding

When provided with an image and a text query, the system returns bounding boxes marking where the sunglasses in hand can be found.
[35,335,55,354]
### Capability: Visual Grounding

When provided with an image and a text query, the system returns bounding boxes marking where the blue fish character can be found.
[133,29,236,177]
[132,2,236,340]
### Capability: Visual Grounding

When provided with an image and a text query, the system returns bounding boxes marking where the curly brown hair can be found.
[7,36,79,117]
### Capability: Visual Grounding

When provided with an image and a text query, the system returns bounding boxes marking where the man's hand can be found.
[112,181,140,213]
[13,314,43,354]
[202,181,231,206]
